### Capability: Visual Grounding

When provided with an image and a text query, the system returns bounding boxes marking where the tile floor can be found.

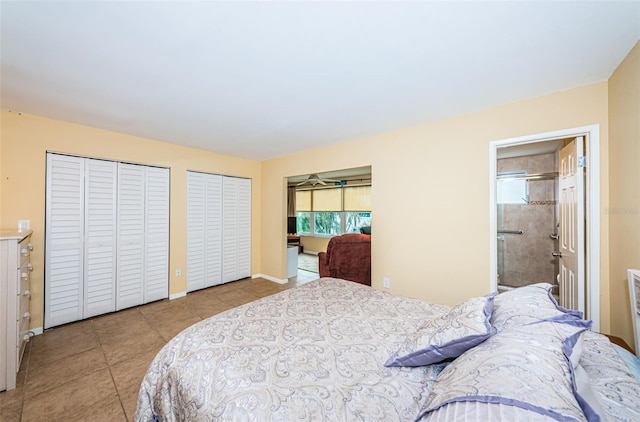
[0,275,316,422]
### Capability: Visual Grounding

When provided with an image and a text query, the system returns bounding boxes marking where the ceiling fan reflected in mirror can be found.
[296,173,340,186]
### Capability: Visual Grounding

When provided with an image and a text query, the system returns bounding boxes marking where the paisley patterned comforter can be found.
[136,278,640,422]
[136,278,450,421]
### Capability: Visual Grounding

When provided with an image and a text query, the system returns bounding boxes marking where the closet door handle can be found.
[552,252,563,257]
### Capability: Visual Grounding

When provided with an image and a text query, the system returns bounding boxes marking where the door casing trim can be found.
[489,124,600,331]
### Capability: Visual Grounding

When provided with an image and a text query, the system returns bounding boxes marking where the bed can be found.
[135,278,640,421]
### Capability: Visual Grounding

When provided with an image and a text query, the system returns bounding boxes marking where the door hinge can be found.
[578,156,587,168]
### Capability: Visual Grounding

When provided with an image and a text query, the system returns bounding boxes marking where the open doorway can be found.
[489,125,601,331]
[285,166,372,283]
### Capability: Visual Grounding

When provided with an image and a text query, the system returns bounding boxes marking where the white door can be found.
[187,172,231,291]
[144,166,170,303]
[222,177,239,283]
[237,178,251,279]
[558,137,585,313]
[83,158,117,317]
[222,176,251,282]
[187,172,206,292]
[205,174,223,287]
[45,154,85,328]
[117,163,145,310]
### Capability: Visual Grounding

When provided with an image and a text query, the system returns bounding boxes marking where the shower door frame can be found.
[488,124,601,332]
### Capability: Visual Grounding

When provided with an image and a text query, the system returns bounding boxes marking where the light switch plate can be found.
[18,219,30,230]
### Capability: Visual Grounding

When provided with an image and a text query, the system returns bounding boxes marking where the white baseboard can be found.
[302,250,320,256]
[170,291,187,300]
[30,327,43,336]
[252,273,288,284]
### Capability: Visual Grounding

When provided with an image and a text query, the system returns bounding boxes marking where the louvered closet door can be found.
[83,159,117,317]
[236,178,251,279]
[222,177,239,283]
[187,172,206,292]
[222,176,251,283]
[45,154,85,328]
[144,167,169,303]
[117,163,145,310]
[187,172,223,291]
[205,174,223,287]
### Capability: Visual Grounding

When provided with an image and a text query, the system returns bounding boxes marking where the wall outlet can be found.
[18,219,30,230]
[175,268,182,277]
[383,277,390,288]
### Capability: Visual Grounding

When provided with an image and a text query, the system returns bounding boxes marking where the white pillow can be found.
[416,320,597,421]
[384,294,495,367]
[492,283,583,333]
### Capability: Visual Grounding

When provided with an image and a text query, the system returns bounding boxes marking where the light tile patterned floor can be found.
[297,253,319,274]
[0,276,315,422]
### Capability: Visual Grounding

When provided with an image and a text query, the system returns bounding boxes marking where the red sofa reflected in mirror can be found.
[318,233,371,286]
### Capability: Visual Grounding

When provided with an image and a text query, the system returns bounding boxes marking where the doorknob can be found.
[552,252,563,257]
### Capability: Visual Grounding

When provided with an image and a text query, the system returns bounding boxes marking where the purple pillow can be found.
[385,294,495,367]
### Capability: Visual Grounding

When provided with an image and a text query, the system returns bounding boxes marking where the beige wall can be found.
[0,111,262,330]
[261,82,611,330]
[608,41,640,350]
[6,54,636,339]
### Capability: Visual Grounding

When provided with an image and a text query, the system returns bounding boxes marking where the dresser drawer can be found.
[18,237,32,267]
[19,295,30,323]
[17,313,30,368]
[18,266,31,295]
[1,230,33,391]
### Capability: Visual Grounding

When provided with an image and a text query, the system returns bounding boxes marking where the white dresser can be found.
[0,230,32,391]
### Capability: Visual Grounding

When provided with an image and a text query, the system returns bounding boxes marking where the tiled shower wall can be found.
[497,152,559,288]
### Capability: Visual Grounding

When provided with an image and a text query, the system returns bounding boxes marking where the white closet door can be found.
[144,167,170,303]
[117,163,145,310]
[236,178,251,279]
[83,159,117,318]
[205,174,223,287]
[187,172,206,292]
[45,154,85,328]
[222,177,239,283]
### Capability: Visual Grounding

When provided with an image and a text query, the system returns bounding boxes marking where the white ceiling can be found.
[1,1,639,161]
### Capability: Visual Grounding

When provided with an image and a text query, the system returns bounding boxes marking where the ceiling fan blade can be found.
[296,180,308,186]
[317,180,327,185]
